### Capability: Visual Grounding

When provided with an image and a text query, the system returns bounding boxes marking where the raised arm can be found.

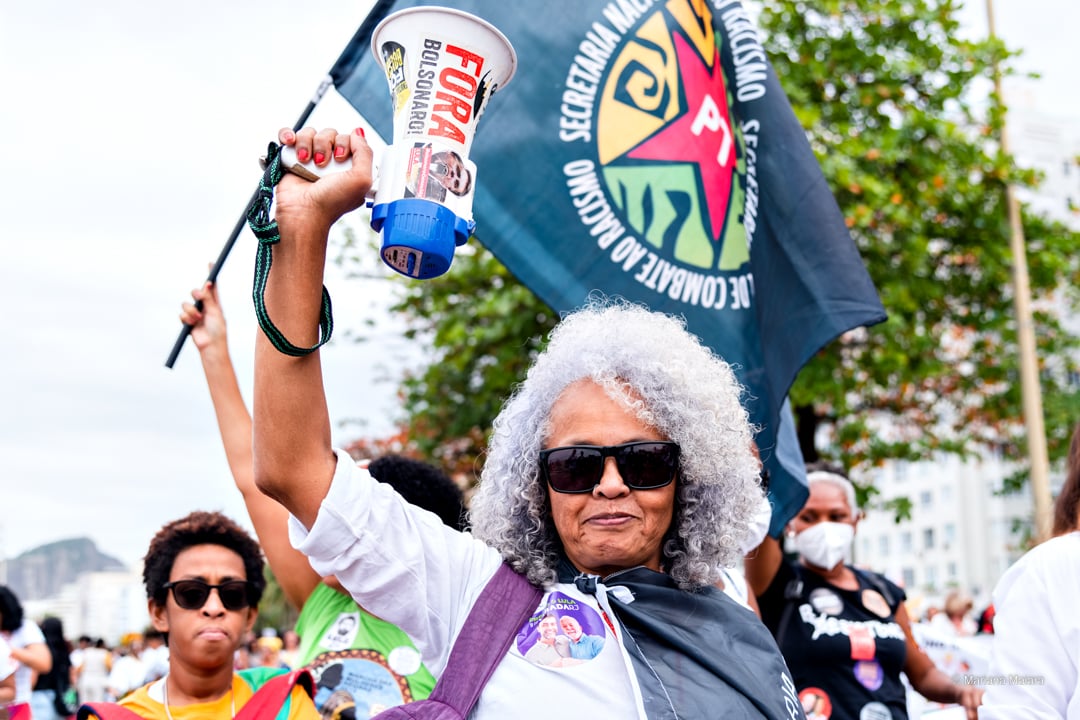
[252,126,373,528]
[743,534,784,599]
[182,281,321,609]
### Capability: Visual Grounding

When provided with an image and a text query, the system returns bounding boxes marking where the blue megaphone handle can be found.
[370,198,473,279]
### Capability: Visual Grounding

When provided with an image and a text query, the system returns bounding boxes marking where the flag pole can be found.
[163,0,393,368]
[163,77,335,368]
[984,0,1053,543]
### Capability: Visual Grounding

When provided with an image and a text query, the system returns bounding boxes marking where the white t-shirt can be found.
[719,565,754,610]
[3,619,45,703]
[981,531,1080,719]
[291,450,648,719]
[140,643,169,683]
[108,654,147,698]
[0,632,16,681]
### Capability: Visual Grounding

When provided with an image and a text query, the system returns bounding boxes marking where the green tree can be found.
[337,238,555,475]
[758,0,1080,486]
[338,0,1080,497]
[255,567,298,636]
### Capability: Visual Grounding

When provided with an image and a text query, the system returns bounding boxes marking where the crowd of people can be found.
[0,589,321,718]
[3,123,1078,720]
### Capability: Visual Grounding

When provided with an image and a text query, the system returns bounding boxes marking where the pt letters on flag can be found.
[330,0,887,533]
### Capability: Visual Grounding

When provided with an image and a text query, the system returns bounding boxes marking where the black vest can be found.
[562,560,805,720]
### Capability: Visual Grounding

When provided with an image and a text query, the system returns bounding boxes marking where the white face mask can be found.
[794,521,854,570]
[739,495,773,555]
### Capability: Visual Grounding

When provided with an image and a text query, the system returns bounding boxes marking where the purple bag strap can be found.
[428,562,543,714]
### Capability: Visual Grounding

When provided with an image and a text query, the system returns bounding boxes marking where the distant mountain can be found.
[4,537,127,601]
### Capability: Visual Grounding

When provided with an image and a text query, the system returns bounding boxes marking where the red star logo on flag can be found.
[627,33,737,242]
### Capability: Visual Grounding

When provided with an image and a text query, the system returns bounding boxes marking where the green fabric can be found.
[294,583,435,714]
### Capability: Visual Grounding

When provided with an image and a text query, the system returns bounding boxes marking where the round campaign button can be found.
[854,659,884,691]
[859,701,892,720]
[798,687,832,719]
[388,646,422,676]
[809,588,844,616]
[861,589,892,618]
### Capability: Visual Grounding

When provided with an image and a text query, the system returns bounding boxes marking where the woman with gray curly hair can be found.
[470,298,765,590]
[253,126,801,720]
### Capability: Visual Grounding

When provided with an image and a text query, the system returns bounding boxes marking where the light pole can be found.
[985,0,1053,544]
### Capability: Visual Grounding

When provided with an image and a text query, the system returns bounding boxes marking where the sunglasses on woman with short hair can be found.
[539,441,680,494]
[161,579,255,611]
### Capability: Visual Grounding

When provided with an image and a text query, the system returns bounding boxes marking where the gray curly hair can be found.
[468,298,765,590]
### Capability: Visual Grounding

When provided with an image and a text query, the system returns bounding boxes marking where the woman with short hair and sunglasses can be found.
[250,127,798,719]
[80,511,319,719]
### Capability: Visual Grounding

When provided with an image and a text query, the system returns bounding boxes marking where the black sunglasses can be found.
[162,579,254,611]
[539,441,680,494]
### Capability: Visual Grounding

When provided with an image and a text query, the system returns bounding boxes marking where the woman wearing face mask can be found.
[745,462,983,720]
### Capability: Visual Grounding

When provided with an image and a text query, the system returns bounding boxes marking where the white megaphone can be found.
[280,7,516,280]
[369,7,516,279]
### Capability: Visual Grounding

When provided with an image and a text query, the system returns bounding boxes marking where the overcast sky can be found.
[1,0,1077,571]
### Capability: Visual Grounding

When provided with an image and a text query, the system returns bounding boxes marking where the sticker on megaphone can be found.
[279,6,516,280]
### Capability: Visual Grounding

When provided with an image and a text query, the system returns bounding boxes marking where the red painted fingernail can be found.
[335,146,346,159]
[354,127,366,138]
[314,152,325,164]
[297,148,309,162]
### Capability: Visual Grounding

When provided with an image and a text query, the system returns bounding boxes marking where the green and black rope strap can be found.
[248,142,334,356]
